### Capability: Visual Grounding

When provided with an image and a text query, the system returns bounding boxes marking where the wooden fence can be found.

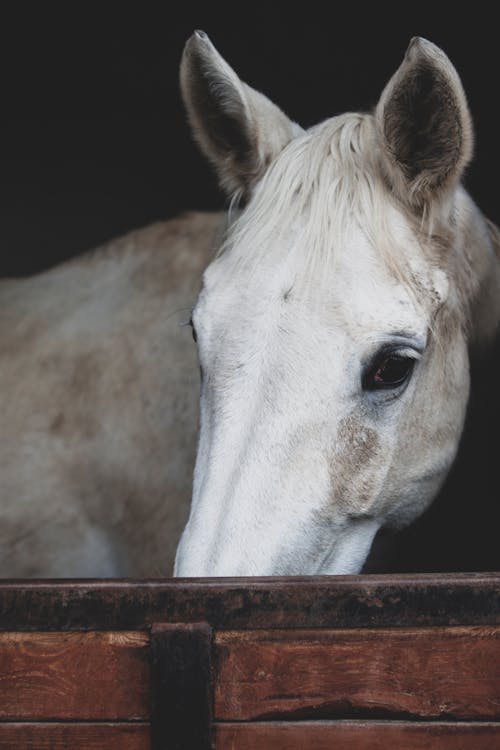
[0,573,499,748]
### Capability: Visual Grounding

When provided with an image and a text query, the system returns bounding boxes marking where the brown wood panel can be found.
[0,723,149,749]
[1,573,499,631]
[214,626,500,720]
[215,721,500,749]
[0,631,150,720]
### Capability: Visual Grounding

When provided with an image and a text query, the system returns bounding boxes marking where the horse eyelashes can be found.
[188,316,198,343]
[362,354,415,391]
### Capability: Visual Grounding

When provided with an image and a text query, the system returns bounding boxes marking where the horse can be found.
[1,35,498,578]
[173,33,500,576]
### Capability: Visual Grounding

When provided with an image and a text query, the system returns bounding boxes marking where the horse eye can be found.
[189,316,197,343]
[363,355,415,391]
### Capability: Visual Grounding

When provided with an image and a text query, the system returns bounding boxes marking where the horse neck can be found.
[455,187,500,349]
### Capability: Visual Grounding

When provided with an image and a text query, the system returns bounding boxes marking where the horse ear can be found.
[375,37,473,210]
[180,31,301,200]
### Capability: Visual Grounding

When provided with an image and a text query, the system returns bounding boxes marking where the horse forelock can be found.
[216,112,473,334]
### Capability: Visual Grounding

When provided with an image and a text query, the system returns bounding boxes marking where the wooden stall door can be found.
[0,576,499,749]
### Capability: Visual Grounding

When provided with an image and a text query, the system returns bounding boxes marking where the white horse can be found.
[174,33,500,576]
[0,35,498,578]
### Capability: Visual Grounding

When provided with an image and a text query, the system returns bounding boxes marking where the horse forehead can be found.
[204,219,427,337]
[328,236,424,335]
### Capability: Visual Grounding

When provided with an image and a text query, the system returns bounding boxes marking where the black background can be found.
[0,6,498,572]
[1,6,499,275]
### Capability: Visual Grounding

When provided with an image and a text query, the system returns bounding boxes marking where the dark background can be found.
[0,7,498,572]
[1,7,498,276]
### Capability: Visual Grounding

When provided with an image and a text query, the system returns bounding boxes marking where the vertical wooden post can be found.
[150,622,213,750]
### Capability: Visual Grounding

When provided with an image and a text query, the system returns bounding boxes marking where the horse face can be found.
[174,198,469,575]
[174,34,476,575]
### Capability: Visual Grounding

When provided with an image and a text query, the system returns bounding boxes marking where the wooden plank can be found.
[0,631,150,719]
[0,723,149,749]
[215,721,500,749]
[151,623,212,750]
[0,573,499,630]
[214,626,500,720]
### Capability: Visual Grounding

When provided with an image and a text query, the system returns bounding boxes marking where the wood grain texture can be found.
[0,723,149,749]
[0,573,499,630]
[0,631,150,719]
[214,626,500,720]
[215,721,500,749]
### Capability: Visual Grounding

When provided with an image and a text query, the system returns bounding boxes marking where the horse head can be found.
[174,33,500,575]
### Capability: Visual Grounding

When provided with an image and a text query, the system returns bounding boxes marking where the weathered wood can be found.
[214,626,500,720]
[151,622,212,750]
[0,723,149,749]
[214,721,500,749]
[0,573,499,630]
[0,631,150,719]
